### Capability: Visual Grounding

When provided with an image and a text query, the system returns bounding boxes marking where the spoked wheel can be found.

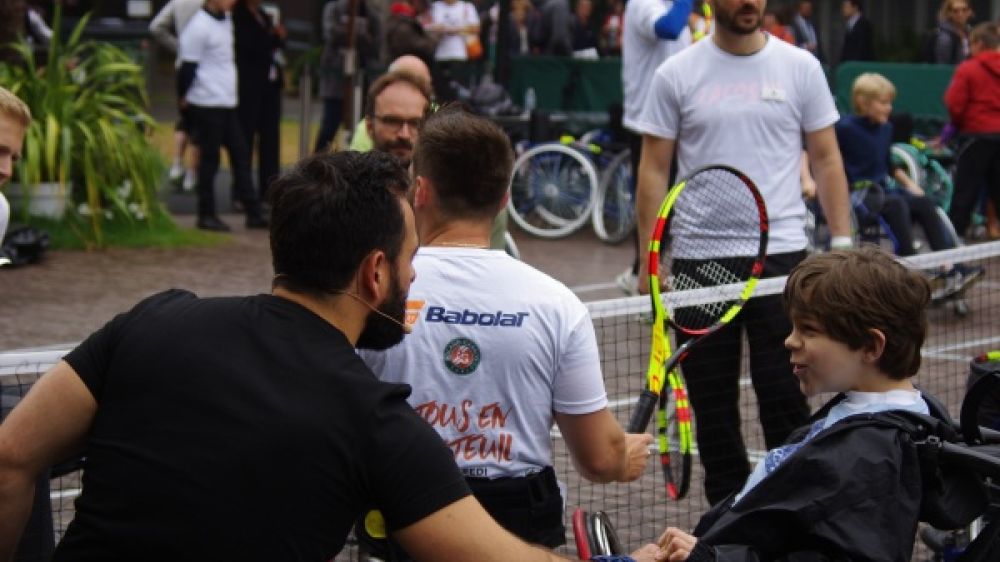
[592,149,635,244]
[507,143,598,239]
[803,199,861,253]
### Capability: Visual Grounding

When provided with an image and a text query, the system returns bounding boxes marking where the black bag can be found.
[469,79,515,117]
[1,225,50,267]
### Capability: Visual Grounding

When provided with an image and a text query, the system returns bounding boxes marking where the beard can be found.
[356,269,409,351]
[374,137,414,168]
[715,2,763,35]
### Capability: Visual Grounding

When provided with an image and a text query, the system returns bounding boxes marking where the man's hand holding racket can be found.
[622,432,655,481]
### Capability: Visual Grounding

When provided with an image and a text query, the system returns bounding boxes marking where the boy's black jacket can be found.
[685,393,986,562]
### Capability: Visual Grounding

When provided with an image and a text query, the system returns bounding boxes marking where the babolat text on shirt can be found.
[425,306,530,327]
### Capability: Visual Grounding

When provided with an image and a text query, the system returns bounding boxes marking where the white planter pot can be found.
[5,182,69,219]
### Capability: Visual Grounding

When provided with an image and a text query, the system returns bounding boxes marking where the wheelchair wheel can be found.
[503,231,521,260]
[592,149,635,245]
[803,199,861,252]
[507,143,598,239]
[936,206,962,248]
[891,144,925,187]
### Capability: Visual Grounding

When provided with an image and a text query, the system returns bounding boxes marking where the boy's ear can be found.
[863,328,887,364]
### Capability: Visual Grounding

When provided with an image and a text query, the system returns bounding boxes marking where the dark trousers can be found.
[676,250,810,506]
[314,97,343,153]
[237,80,281,201]
[878,190,954,255]
[188,105,260,219]
[949,137,1000,238]
[357,467,564,561]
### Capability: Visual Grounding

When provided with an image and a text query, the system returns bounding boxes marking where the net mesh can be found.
[2,242,1000,559]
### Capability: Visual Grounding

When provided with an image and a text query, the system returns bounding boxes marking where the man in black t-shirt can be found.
[0,152,623,562]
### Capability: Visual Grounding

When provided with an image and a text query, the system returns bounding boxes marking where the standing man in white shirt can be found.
[149,0,203,191]
[426,0,480,100]
[178,0,267,231]
[633,0,852,506]
[362,107,652,556]
[614,0,693,294]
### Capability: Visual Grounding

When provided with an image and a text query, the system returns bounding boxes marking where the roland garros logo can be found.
[443,337,481,375]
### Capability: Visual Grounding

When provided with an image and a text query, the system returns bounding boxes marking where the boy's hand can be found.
[630,543,664,562]
[658,527,698,561]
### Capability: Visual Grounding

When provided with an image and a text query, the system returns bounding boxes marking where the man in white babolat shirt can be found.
[615,0,693,294]
[632,0,852,506]
[362,107,653,554]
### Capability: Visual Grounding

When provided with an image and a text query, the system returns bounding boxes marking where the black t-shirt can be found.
[54,290,470,561]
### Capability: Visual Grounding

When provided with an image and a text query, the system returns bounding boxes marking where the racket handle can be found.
[627,390,659,433]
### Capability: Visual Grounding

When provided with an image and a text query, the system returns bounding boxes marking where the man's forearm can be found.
[813,158,851,238]
[151,28,179,53]
[806,128,851,239]
[636,140,673,282]
[0,470,36,562]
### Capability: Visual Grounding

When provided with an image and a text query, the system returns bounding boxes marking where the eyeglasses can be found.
[951,6,971,13]
[374,115,425,131]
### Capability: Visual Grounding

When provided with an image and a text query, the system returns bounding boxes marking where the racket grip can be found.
[627,390,659,433]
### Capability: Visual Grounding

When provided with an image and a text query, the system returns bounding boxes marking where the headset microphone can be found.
[339,291,413,334]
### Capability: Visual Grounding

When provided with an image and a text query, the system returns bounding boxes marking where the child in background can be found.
[835,72,982,298]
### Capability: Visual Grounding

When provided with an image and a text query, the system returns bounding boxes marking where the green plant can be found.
[0,5,164,247]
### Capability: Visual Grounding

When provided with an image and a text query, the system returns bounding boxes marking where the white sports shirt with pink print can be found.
[361,247,607,479]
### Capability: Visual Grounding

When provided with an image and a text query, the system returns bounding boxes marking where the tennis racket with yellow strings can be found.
[628,164,768,501]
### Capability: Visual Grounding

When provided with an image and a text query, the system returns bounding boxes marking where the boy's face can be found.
[784,317,869,396]
[0,113,26,188]
[859,94,892,125]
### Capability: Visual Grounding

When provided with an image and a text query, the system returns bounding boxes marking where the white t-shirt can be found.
[178,9,237,108]
[362,247,607,479]
[431,1,479,61]
[634,36,839,255]
[622,0,692,132]
[0,191,9,247]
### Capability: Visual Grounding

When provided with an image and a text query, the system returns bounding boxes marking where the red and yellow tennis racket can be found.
[628,164,768,501]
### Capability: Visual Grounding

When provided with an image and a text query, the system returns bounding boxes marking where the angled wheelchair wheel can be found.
[592,149,635,245]
[891,144,925,187]
[803,198,861,253]
[507,143,598,239]
[503,231,521,260]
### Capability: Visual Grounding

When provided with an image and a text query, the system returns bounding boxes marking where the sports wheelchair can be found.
[575,354,1000,561]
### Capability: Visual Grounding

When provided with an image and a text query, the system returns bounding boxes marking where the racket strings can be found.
[660,167,765,332]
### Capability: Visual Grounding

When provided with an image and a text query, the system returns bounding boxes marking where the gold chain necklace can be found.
[432,241,489,249]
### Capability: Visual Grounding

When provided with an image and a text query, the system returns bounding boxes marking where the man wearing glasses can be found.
[362,67,433,168]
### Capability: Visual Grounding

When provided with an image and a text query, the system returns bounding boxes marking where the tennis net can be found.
[2,242,1000,559]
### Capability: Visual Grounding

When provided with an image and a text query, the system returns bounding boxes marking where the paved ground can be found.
[0,211,635,351]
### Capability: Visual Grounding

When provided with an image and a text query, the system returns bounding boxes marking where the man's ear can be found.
[366,114,375,139]
[413,176,431,209]
[863,328,887,364]
[358,249,390,302]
